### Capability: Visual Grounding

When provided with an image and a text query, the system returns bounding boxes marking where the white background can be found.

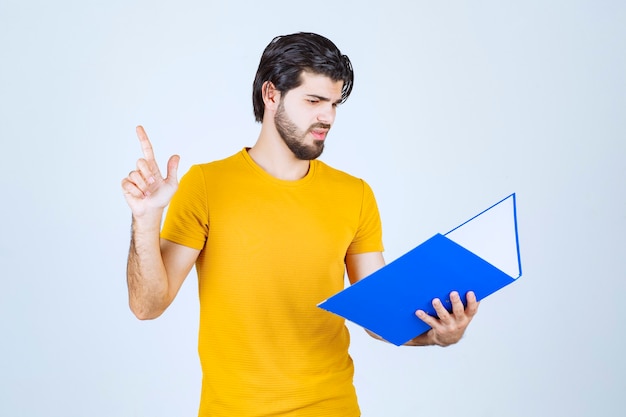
[1,1,624,416]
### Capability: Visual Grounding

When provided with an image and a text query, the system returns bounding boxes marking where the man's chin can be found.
[292,142,324,160]
[305,143,325,160]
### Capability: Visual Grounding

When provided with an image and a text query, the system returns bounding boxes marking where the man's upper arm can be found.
[160,238,201,303]
[345,252,385,285]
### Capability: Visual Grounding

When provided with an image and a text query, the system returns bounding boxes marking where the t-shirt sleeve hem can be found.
[346,243,385,256]
[160,231,206,251]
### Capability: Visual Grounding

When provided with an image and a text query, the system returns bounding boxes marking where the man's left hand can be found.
[406,291,480,347]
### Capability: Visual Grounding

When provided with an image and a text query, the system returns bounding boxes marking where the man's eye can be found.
[308,99,319,104]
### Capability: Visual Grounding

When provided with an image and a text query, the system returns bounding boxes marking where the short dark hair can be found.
[252,32,354,122]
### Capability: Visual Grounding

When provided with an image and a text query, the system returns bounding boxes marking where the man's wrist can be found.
[131,209,164,233]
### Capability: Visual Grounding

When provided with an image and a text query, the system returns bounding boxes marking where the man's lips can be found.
[310,129,329,140]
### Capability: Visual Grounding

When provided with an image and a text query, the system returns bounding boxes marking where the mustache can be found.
[308,122,331,131]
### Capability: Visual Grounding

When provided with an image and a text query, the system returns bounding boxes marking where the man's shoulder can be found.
[197,150,244,169]
[177,151,246,190]
[314,160,366,186]
[190,150,246,175]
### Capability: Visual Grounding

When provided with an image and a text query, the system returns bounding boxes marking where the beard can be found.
[274,101,329,160]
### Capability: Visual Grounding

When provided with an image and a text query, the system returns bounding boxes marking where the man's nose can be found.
[317,104,336,125]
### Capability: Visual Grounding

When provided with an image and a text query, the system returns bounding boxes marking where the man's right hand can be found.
[121,126,180,217]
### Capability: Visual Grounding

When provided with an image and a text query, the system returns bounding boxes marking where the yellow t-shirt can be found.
[161,149,383,417]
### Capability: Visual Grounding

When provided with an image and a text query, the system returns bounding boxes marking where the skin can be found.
[121,71,479,346]
[247,71,341,180]
[121,126,199,320]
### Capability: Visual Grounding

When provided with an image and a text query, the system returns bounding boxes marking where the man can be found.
[121,32,479,417]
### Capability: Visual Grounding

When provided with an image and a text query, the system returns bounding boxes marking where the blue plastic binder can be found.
[318,193,522,346]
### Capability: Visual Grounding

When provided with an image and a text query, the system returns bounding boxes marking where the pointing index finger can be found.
[136,125,156,161]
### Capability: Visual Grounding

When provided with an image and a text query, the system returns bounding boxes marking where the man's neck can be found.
[248,126,310,181]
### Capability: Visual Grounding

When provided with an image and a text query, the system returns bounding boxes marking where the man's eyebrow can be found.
[306,94,343,104]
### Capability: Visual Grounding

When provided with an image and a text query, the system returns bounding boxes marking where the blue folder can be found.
[318,194,522,346]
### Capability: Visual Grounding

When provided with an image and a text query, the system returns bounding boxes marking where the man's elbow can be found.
[365,329,388,343]
[129,301,166,321]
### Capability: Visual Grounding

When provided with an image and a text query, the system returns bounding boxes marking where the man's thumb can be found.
[166,155,180,183]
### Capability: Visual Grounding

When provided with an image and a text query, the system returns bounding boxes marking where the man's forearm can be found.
[127,210,169,320]
[367,329,435,346]
[403,331,436,346]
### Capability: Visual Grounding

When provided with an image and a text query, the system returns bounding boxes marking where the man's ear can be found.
[262,81,280,114]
